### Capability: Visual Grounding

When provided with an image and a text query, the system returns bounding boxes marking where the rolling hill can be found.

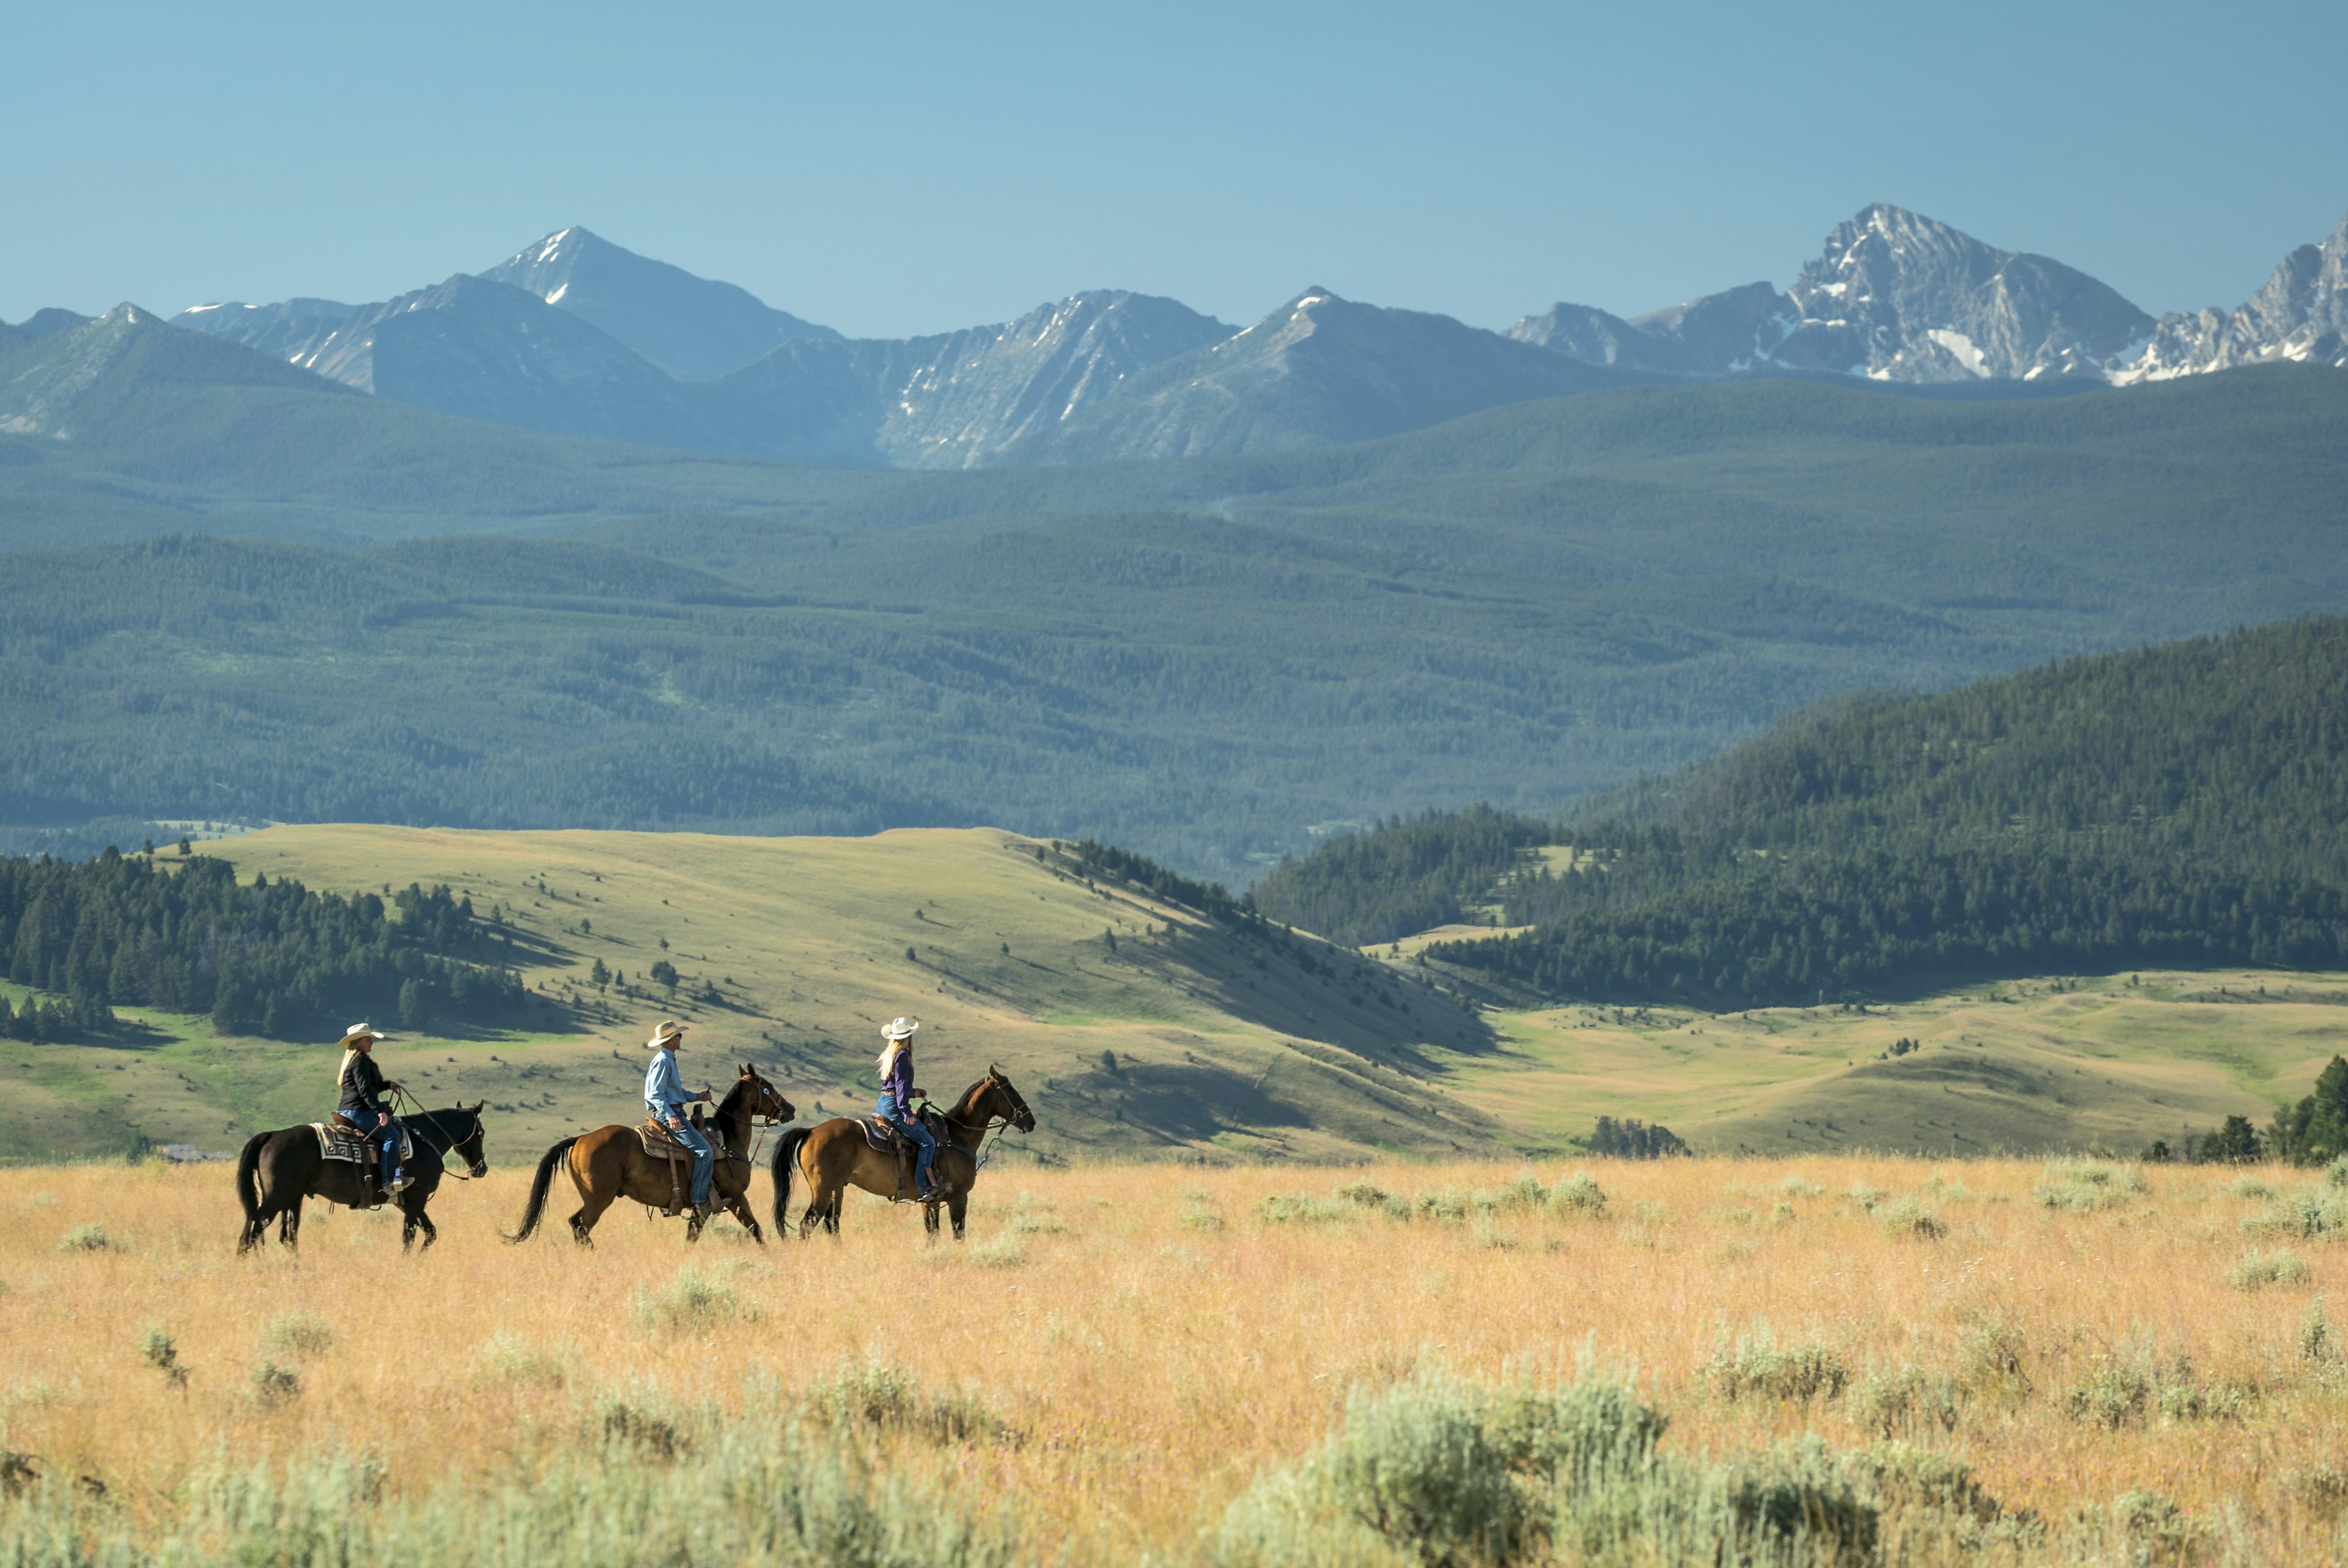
[0,825,1497,1164]
[0,824,2331,1164]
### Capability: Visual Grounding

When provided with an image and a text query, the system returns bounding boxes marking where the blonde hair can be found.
[338,1048,360,1087]
[876,1039,907,1077]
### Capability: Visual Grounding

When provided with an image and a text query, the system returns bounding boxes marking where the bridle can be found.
[391,1093,487,1179]
[722,1070,790,1169]
[931,1073,1029,1177]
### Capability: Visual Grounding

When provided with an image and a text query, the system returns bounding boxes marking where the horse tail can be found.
[506,1135,578,1243]
[235,1131,268,1227]
[770,1125,811,1234]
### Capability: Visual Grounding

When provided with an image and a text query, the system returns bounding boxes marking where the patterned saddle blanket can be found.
[311,1122,412,1165]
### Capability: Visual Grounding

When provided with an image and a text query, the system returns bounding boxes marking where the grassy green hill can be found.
[1430,971,2346,1158]
[2,825,2334,1165]
[0,825,1499,1164]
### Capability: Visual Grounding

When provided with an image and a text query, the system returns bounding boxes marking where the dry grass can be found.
[3,1154,2347,1561]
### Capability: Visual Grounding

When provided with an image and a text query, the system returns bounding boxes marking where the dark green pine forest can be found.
[1259,616,2348,1009]
[0,848,528,1040]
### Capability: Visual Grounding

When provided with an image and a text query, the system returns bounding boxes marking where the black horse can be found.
[235,1103,487,1253]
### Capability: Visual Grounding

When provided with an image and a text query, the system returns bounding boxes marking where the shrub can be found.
[2032,1159,2148,1212]
[2224,1246,2313,1289]
[1332,1180,1392,1208]
[1002,1194,1066,1236]
[1180,1204,1227,1232]
[2243,1184,2348,1240]
[808,1357,1010,1445]
[2065,1360,2150,1428]
[2231,1175,2275,1200]
[1702,1329,1850,1405]
[264,1312,335,1360]
[1778,1176,1824,1198]
[1547,1172,1606,1215]
[139,1325,188,1389]
[57,1223,116,1253]
[1258,1194,1359,1225]
[2303,1295,2336,1363]
[1851,1364,1965,1436]
[1842,1183,1884,1212]
[1956,1313,2031,1394]
[253,1361,301,1407]
[968,1234,1025,1268]
[1872,1197,1945,1240]
[476,1331,576,1388]
[1477,1172,1549,1213]
[1412,1188,1471,1225]
[630,1265,758,1330]
[1213,1365,1667,1568]
[2327,1155,2348,1189]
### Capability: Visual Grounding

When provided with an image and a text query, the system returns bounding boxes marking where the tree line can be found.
[0,846,528,1040]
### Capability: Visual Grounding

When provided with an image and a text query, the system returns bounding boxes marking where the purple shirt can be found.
[883,1046,915,1119]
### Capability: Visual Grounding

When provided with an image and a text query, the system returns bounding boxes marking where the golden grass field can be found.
[2,1152,2345,1562]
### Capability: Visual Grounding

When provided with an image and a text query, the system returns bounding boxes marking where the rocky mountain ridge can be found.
[15,204,2337,469]
[1513,204,2347,388]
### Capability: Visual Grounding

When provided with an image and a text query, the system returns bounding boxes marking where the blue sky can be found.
[7,0,2344,338]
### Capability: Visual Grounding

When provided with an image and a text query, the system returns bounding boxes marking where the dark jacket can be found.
[338,1051,391,1117]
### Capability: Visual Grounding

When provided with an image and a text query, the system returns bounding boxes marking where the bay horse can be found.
[235,1103,489,1253]
[507,1063,791,1246]
[770,1067,1033,1242]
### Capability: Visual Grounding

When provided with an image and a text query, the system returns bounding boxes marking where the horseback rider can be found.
[644,1019,715,1220]
[334,1023,407,1196]
[877,1017,946,1201]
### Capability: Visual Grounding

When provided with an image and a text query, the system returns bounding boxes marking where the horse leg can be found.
[281,1196,304,1250]
[723,1190,764,1244]
[948,1190,969,1242]
[402,1196,437,1251]
[923,1202,940,1240]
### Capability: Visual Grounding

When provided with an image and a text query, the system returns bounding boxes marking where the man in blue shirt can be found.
[643,1019,714,1218]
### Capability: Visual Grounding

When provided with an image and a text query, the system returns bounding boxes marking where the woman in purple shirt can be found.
[876,1017,945,1200]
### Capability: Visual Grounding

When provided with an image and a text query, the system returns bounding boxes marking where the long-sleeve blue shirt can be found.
[644,1049,692,1121]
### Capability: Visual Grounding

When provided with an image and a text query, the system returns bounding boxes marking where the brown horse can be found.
[506,1063,792,1246]
[769,1067,1034,1241]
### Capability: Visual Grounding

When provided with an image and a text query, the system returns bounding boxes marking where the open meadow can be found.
[2,1153,2346,1564]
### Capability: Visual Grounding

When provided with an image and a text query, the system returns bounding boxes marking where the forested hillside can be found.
[1272,617,2348,1004]
[0,847,527,1039]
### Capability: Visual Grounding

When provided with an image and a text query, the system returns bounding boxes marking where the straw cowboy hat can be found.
[648,1020,687,1048]
[881,1017,920,1040]
[336,1022,385,1050]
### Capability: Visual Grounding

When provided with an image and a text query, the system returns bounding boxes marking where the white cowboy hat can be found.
[881,1017,920,1040]
[648,1019,687,1048]
[337,1023,384,1049]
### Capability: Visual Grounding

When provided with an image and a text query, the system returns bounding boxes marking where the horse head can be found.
[984,1064,1036,1134]
[737,1062,796,1124]
[452,1100,489,1178]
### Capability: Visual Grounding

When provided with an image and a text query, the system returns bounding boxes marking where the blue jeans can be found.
[666,1120,715,1206]
[876,1094,937,1190]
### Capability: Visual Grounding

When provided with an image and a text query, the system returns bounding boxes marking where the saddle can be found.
[863,1111,946,1203]
[640,1108,726,1218]
[311,1119,412,1210]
